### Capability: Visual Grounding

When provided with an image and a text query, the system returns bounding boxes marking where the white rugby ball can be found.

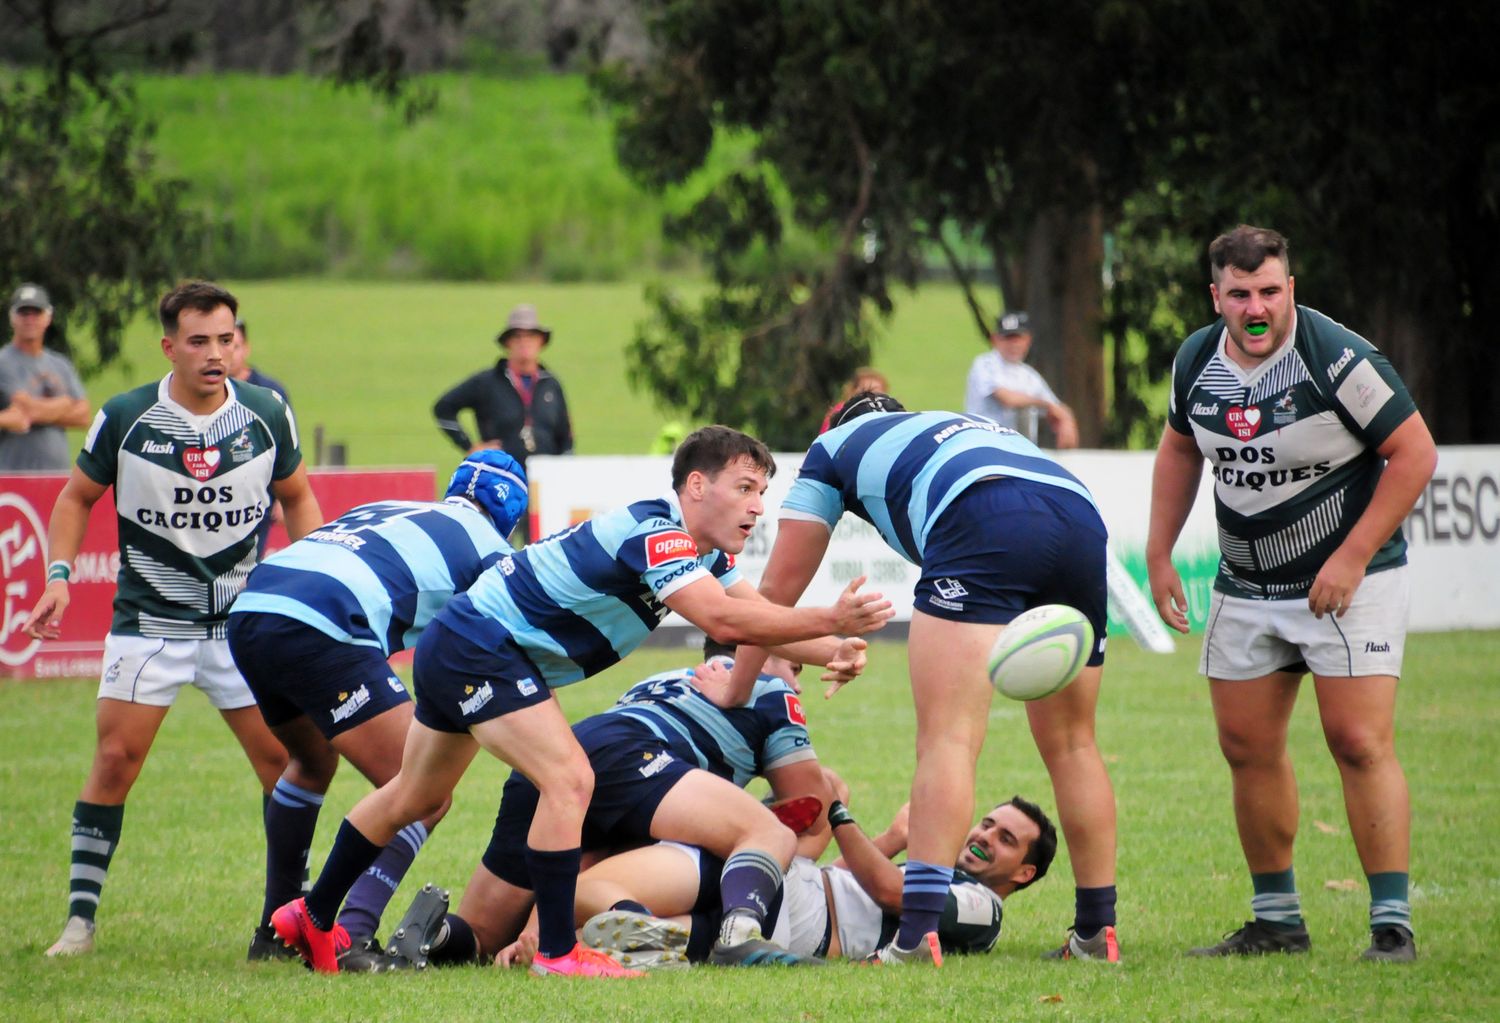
[987,604,1094,701]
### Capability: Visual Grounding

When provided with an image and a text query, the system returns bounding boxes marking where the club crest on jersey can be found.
[229,428,255,463]
[1273,389,1298,426]
[646,529,696,567]
[182,446,222,480]
[784,693,807,726]
[1225,406,1262,440]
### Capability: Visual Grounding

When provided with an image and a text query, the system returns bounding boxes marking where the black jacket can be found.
[433,358,573,463]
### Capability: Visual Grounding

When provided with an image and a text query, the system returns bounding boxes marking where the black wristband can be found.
[827,799,857,829]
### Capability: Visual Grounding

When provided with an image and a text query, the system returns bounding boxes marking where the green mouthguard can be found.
[1246,324,1268,336]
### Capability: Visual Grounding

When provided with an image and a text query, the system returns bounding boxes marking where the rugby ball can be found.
[987,605,1094,701]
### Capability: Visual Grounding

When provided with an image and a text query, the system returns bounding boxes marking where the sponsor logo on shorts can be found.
[140,439,174,455]
[1191,402,1219,416]
[935,578,969,600]
[639,751,676,778]
[929,597,965,612]
[516,677,538,697]
[331,684,371,723]
[1326,346,1355,382]
[784,693,807,726]
[1365,640,1391,653]
[459,681,494,716]
[104,658,122,686]
[387,675,405,694]
[646,530,697,568]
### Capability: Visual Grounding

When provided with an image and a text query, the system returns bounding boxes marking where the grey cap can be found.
[9,283,52,314]
[496,303,551,345]
[996,310,1030,336]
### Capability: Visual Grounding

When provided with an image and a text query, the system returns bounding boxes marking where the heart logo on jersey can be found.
[1225,406,1262,441]
[182,447,221,481]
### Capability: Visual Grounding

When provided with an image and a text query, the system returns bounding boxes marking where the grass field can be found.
[4,631,1497,1021]
[79,278,998,468]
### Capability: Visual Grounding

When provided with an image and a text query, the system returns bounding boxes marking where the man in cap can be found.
[433,303,573,539]
[963,310,1078,448]
[0,283,92,471]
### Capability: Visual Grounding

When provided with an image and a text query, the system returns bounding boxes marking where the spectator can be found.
[434,304,573,540]
[0,284,91,471]
[230,318,292,405]
[964,311,1078,448]
[818,367,889,434]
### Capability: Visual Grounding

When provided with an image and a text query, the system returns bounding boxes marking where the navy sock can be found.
[305,819,383,931]
[719,849,784,933]
[686,909,719,963]
[527,845,582,959]
[338,821,429,941]
[262,778,324,928]
[610,899,651,915]
[67,801,124,922]
[897,861,953,948]
[1251,869,1303,929]
[1073,885,1118,939]
[427,913,480,966]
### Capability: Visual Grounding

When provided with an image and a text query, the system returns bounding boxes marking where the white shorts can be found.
[1199,565,1409,680]
[98,633,257,710]
[767,857,830,959]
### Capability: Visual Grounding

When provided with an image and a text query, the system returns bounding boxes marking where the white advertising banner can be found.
[526,445,1499,635]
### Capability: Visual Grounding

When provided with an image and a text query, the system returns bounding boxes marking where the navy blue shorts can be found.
[410,607,551,734]
[915,477,1109,666]
[226,612,411,737]
[481,715,694,888]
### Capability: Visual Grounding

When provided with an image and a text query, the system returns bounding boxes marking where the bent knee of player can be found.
[1323,724,1394,770]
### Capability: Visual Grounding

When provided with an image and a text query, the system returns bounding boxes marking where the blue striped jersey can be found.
[600,667,816,787]
[458,492,741,687]
[781,410,1097,564]
[230,498,510,654]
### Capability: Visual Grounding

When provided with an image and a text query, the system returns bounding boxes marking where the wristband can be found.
[47,560,72,583]
[827,799,857,829]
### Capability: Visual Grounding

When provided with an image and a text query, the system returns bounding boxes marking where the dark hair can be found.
[234,317,248,338]
[702,636,735,660]
[827,390,906,431]
[159,280,238,334]
[670,425,776,491]
[1208,225,1291,281]
[1003,795,1057,890]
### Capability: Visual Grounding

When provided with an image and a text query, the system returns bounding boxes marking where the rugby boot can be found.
[709,930,825,967]
[1187,919,1309,957]
[270,897,342,974]
[1360,925,1417,963]
[1044,925,1121,962]
[768,795,823,835]
[44,916,95,958]
[247,923,300,962]
[337,936,387,973]
[873,931,944,967]
[530,942,646,978]
[384,883,450,971]
[582,910,691,970]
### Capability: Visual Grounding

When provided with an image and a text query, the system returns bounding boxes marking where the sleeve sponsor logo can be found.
[784,692,807,726]
[645,529,697,567]
[1334,360,1394,429]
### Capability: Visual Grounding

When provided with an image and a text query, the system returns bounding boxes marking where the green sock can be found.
[68,801,125,922]
[1368,872,1411,932]
[1250,868,1303,928]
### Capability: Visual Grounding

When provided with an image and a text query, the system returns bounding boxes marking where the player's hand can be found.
[494,931,537,969]
[831,576,894,637]
[1147,558,1190,634]
[821,636,868,699]
[1309,548,1367,619]
[23,581,70,640]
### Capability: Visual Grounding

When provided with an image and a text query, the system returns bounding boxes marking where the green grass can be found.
[3,632,1497,1021]
[78,278,997,467]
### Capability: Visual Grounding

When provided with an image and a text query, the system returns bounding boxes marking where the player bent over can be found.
[272,426,890,976]
[227,450,527,964]
[25,281,323,957]
[730,394,1119,963]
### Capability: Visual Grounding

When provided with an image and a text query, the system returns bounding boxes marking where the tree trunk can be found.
[1022,204,1107,447]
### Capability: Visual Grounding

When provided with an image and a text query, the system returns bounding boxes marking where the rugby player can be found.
[24,280,322,957]
[227,450,528,965]
[272,426,891,977]
[727,395,1120,963]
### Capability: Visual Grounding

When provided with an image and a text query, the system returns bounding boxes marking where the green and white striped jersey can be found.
[78,376,303,638]
[1167,306,1417,599]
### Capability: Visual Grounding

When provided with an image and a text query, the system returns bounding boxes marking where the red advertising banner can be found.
[0,468,435,679]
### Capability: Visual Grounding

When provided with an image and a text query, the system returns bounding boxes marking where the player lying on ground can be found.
[360,641,836,970]
[227,450,527,964]
[272,426,891,977]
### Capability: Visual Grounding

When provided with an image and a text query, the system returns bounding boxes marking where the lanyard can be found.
[506,368,538,425]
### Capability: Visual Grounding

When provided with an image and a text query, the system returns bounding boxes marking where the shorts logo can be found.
[516,677,538,697]
[140,439,174,455]
[639,751,676,778]
[459,681,494,716]
[1327,346,1355,382]
[331,685,371,724]
[386,675,405,695]
[1225,406,1262,440]
[935,578,969,600]
[646,530,696,568]
[103,658,122,686]
[784,693,807,726]
[182,447,222,480]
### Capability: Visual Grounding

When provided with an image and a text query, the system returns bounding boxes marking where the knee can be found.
[1324,725,1390,770]
[540,759,594,814]
[91,738,148,792]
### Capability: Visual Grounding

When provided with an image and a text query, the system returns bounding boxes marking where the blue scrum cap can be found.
[446,450,529,535]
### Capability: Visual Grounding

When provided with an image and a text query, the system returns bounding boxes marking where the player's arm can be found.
[765,758,835,860]
[23,467,108,640]
[716,579,869,691]
[1308,412,1437,619]
[1145,423,1206,634]
[271,464,324,542]
[663,572,889,652]
[827,801,906,913]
